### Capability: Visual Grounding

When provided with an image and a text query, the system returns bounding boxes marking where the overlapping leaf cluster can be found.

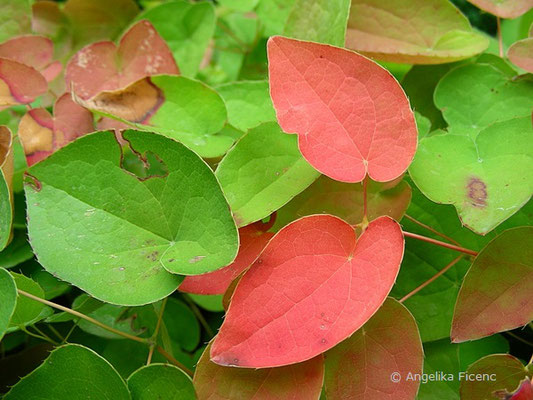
[0,0,532,399]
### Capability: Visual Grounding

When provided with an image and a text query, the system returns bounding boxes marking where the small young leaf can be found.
[346,0,489,64]
[3,344,130,400]
[508,37,533,73]
[216,122,320,227]
[324,298,423,400]
[211,215,404,368]
[127,364,196,400]
[194,343,324,399]
[25,130,238,305]
[0,126,14,250]
[466,0,533,19]
[267,36,417,183]
[451,227,533,342]
[0,267,16,340]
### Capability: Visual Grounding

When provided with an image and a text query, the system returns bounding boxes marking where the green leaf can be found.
[218,0,259,12]
[256,0,296,37]
[409,117,533,234]
[46,293,104,323]
[418,335,509,400]
[216,81,276,132]
[0,267,16,340]
[25,130,238,305]
[283,0,351,47]
[162,298,200,352]
[8,272,47,330]
[1,126,14,251]
[127,364,195,400]
[133,1,216,77]
[0,0,31,43]
[3,344,131,400]
[186,293,224,312]
[216,122,320,227]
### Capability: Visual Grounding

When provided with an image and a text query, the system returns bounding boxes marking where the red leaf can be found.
[267,36,417,183]
[466,0,533,18]
[0,58,48,107]
[194,343,324,400]
[66,20,178,100]
[180,220,274,295]
[210,215,404,368]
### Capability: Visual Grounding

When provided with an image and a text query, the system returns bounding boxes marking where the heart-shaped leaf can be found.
[346,0,489,64]
[194,343,324,399]
[466,0,533,18]
[0,267,16,340]
[132,1,216,78]
[409,117,533,234]
[509,37,533,73]
[127,364,196,400]
[211,215,404,368]
[452,227,533,342]
[324,298,423,400]
[0,58,48,107]
[18,92,94,166]
[0,126,13,250]
[3,344,130,400]
[25,130,238,305]
[66,20,178,100]
[460,354,531,400]
[180,220,275,295]
[273,175,412,230]
[267,36,417,183]
[216,122,320,227]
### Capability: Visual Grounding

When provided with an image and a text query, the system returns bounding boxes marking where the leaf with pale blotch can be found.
[346,0,488,64]
[0,0,31,43]
[509,37,533,73]
[128,364,196,400]
[0,267,16,340]
[216,81,276,132]
[256,0,296,37]
[66,20,178,100]
[410,117,533,234]
[216,122,320,227]
[211,215,404,368]
[8,272,48,330]
[132,1,215,78]
[268,36,417,183]
[452,227,533,342]
[25,130,238,305]
[467,0,533,18]
[274,175,411,230]
[73,75,231,158]
[180,219,274,295]
[19,92,94,166]
[283,0,351,47]
[195,343,324,399]
[0,126,13,250]
[324,298,423,400]
[0,35,61,82]
[4,344,130,400]
[460,354,531,400]
[0,58,48,107]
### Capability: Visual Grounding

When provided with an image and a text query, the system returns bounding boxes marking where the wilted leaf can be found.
[283,0,351,47]
[346,0,489,64]
[508,37,533,73]
[268,36,417,183]
[460,354,531,400]
[0,126,13,250]
[25,130,238,305]
[274,175,412,230]
[467,0,533,18]
[0,0,31,43]
[452,227,533,342]
[0,267,16,341]
[195,343,324,399]
[128,364,196,400]
[324,298,423,400]
[3,344,130,400]
[133,1,216,78]
[211,215,404,368]
[66,20,178,100]
[0,58,48,107]
[180,220,274,295]
[18,92,94,166]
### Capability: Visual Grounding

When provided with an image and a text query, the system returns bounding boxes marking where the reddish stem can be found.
[403,231,479,256]
[497,17,504,58]
[404,214,461,246]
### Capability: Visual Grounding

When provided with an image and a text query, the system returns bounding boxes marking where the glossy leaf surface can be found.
[127,364,196,400]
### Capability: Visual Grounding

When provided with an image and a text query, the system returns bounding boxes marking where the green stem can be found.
[147,298,168,365]
[47,324,65,342]
[21,326,58,345]
[183,295,215,338]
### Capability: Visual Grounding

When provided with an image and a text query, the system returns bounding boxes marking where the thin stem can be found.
[363,177,368,220]
[147,298,168,365]
[17,289,148,344]
[32,325,59,344]
[504,331,533,348]
[404,214,461,246]
[497,17,504,58]
[216,21,248,52]
[61,322,78,344]
[400,255,464,303]
[155,345,194,377]
[47,324,65,342]
[183,295,215,338]
[403,231,479,256]
[21,326,57,345]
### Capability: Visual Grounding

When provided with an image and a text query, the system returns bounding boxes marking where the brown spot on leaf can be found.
[146,251,159,262]
[189,255,206,263]
[467,177,487,208]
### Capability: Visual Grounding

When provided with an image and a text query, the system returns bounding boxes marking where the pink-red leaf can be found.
[267,36,417,183]
[66,20,178,100]
[324,298,423,400]
[180,220,275,295]
[467,0,533,18]
[194,343,324,400]
[211,215,404,368]
[508,38,533,73]
[0,58,48,107]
